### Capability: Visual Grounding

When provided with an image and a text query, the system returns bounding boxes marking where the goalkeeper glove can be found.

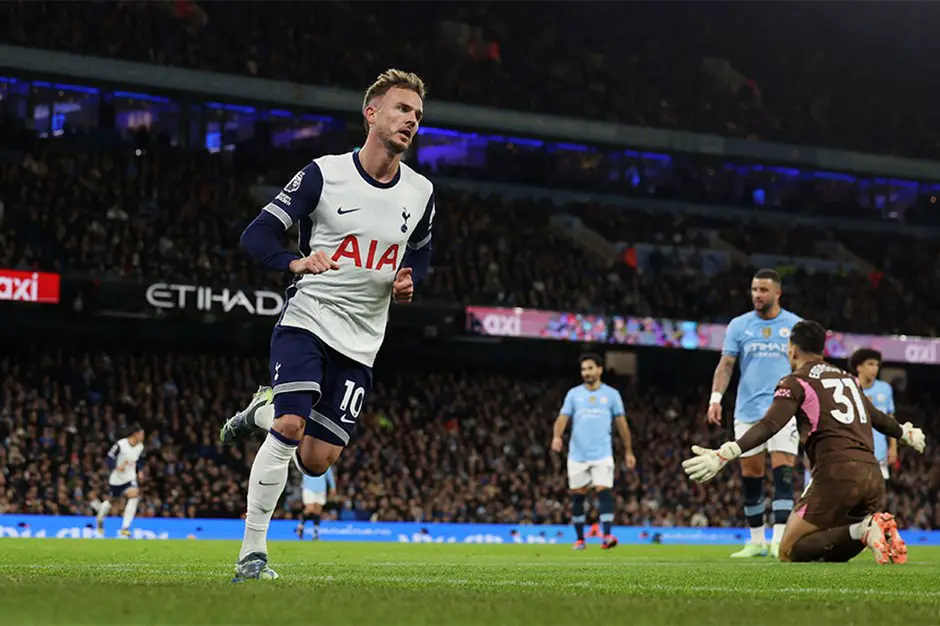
[900,422,926,454]
[682,441,742,483]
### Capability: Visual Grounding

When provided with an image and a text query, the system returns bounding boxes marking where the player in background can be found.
[850,348,897,480]
[551,353,635,550]
[685,320,926,564]
[92,425,145,537]
[296,467,336,540]
[706,269,801,558]
[219,69,434,581]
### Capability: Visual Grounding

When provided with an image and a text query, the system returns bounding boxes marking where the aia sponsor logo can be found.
[331,236,400,271]
[0,269,61,304]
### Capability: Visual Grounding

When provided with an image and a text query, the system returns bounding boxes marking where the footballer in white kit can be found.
[551,354,635,550]
[93,425,145,537]
[220,69,434,581]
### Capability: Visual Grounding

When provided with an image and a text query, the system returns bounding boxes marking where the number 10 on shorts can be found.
[340,379,365,421]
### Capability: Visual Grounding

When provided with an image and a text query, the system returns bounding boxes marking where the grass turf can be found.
[0,540,937,625]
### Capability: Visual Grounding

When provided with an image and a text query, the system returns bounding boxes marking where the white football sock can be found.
[250,404,275,431]
[749,526,766,545]
[239,433,296,561]
[96,500,111,521]
[771,523,786,544]
[122,498,139,529]
[849,518,869,541]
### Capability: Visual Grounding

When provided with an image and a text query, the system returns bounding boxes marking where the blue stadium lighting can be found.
[419,126,473,138]
[767,166,801,176]
[113,91,170,104]
[53,83,100,95]
[814,171,856,182]
[300,113,336,124]
[0,76,19,84]
[268,109,294,118]
[206,102,257,114]
[873,178,919,189]
[554,143,592,152]
[623,149,672,162]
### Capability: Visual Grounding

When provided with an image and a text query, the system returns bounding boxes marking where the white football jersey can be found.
[263,151,435,366]
[107,438,144,486]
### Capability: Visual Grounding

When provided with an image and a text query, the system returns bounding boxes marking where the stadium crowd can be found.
[2,347,938,529]
[3,137,939,336]
[4,2,940,159]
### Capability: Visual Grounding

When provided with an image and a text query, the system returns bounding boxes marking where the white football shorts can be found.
[879,458,890,480]
[734,418,799,458]
[302,489,327,506]
[567,456,615,490]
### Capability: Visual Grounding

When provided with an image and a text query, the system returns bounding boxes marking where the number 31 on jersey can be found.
[821,378,868,425]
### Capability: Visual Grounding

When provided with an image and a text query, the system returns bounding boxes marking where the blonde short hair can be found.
[362,69,426,131]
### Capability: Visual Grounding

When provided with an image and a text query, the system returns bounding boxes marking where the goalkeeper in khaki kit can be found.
[684,320,926,564]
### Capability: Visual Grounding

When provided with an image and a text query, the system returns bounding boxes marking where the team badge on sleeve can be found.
[285,171,305,193]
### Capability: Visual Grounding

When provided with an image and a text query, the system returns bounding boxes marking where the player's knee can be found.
[125,488,140,499]
[771,452,796,468]
[740,456,765,477]
[296,441,340,477]
[272,413,306,441]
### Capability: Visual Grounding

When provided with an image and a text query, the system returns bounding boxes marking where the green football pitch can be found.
[1,540,937,625]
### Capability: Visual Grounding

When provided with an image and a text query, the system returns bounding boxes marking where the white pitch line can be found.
[4,565,939,600]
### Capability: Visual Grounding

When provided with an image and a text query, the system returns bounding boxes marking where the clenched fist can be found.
[393,267,415,303]
[289,251,340,275]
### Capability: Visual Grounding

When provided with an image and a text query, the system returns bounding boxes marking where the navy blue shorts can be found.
[110,481,137,498]
[269,325,373,447]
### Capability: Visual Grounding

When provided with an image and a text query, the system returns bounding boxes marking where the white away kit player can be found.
[220,69,435,581]
[93,424,145,537]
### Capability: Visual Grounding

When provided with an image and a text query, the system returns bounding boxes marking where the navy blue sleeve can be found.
[240,162,324,273]
[403,192,434,282]
[263,162,324,229]
[136,457,145,472]
[408,192,434,250]
[402,244,432,283]
[240,212,302,273]
[106,444,118,470]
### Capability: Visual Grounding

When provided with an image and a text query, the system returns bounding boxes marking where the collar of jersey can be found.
[353,149,401,189]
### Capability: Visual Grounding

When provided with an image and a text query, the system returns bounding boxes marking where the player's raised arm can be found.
[707,319,739,424]
[862,394,926,453]
[239,162,338,274]
[551,391,573,452]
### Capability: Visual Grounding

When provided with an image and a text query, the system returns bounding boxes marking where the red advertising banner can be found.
[0,269,61,304]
